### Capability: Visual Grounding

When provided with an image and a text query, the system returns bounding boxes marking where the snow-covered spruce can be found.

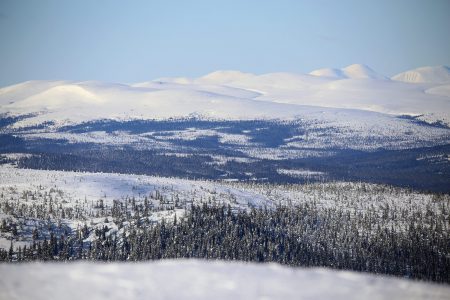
[0,165,448,282]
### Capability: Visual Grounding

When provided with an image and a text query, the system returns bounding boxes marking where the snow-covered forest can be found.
[0,164,448,282]
[2,0,450,298]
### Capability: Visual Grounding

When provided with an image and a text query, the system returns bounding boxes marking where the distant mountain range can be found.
[0,64,449,127]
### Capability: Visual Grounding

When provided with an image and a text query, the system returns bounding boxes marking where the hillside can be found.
[1,64,449,128]
[310,64,387,80]
[0,163,448,281]
[392,66,450,84]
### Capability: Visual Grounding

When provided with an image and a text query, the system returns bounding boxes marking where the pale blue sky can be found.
[0,0,449,87]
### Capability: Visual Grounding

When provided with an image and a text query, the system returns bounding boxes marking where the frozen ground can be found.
[0,260,449,300]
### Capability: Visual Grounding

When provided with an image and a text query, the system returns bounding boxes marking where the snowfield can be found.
[392,66,450,84]
[0,260,449,300]
[0,163,272,209]
[1,64,450,155]
[1,64,449,128]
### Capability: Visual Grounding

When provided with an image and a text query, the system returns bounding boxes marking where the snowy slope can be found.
[1,64,450,127]
[1,163,440,213]
[426,83,450,97]
[211,69,450,124]
[309,67,346,78]
[0,164,272,211]
[310,64,387,80]
[0,261,449,300]
[392,66,450,84]
[0,80,69,105]
[0,163,270,250]
[1,80,304,127]
[1,163,446,250]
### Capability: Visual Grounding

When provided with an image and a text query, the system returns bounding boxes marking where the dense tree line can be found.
[2,202,448,283]
[11,144,450,192]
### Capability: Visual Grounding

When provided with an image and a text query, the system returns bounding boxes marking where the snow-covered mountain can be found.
[309,64,387,80]
[0,64,449,128]
[392,65,450,84]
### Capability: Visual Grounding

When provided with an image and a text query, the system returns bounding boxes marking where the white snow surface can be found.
[1,64,450,127]
[0,260,449,300]
[0,164,272,210]
[309,64,388,80]
[392,66,450,84]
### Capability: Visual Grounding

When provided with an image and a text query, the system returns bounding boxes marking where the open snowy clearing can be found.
[0,260,449,300]
[0,163,272,209]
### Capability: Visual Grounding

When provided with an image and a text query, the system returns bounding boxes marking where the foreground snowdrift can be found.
[1,260,449,300]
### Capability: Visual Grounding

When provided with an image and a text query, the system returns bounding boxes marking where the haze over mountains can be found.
[0,64,449,128]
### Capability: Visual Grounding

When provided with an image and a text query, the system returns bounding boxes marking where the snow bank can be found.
[0,260,448,300]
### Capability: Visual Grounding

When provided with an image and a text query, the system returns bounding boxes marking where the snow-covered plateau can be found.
[0,64,449,127]
[1,260,449,300]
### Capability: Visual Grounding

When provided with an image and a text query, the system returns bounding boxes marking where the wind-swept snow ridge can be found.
[0,261,448,300]
[392,66,450,84]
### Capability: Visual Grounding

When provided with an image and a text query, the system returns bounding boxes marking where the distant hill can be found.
[1,64,449,127]
[310,64,388,80]
[392,66,450,84]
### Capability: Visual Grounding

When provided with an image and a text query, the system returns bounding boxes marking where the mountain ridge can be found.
[1,64,449,127]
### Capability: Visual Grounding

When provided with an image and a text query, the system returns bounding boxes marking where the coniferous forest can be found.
[2,2,450,299]
[0,118,449,285]
[1,190,448,283]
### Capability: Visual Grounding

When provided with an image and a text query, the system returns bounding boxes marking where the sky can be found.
[0,0,449,87]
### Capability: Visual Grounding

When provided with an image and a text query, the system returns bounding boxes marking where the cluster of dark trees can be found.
[2,201,448,283]
[10,143,450,192]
